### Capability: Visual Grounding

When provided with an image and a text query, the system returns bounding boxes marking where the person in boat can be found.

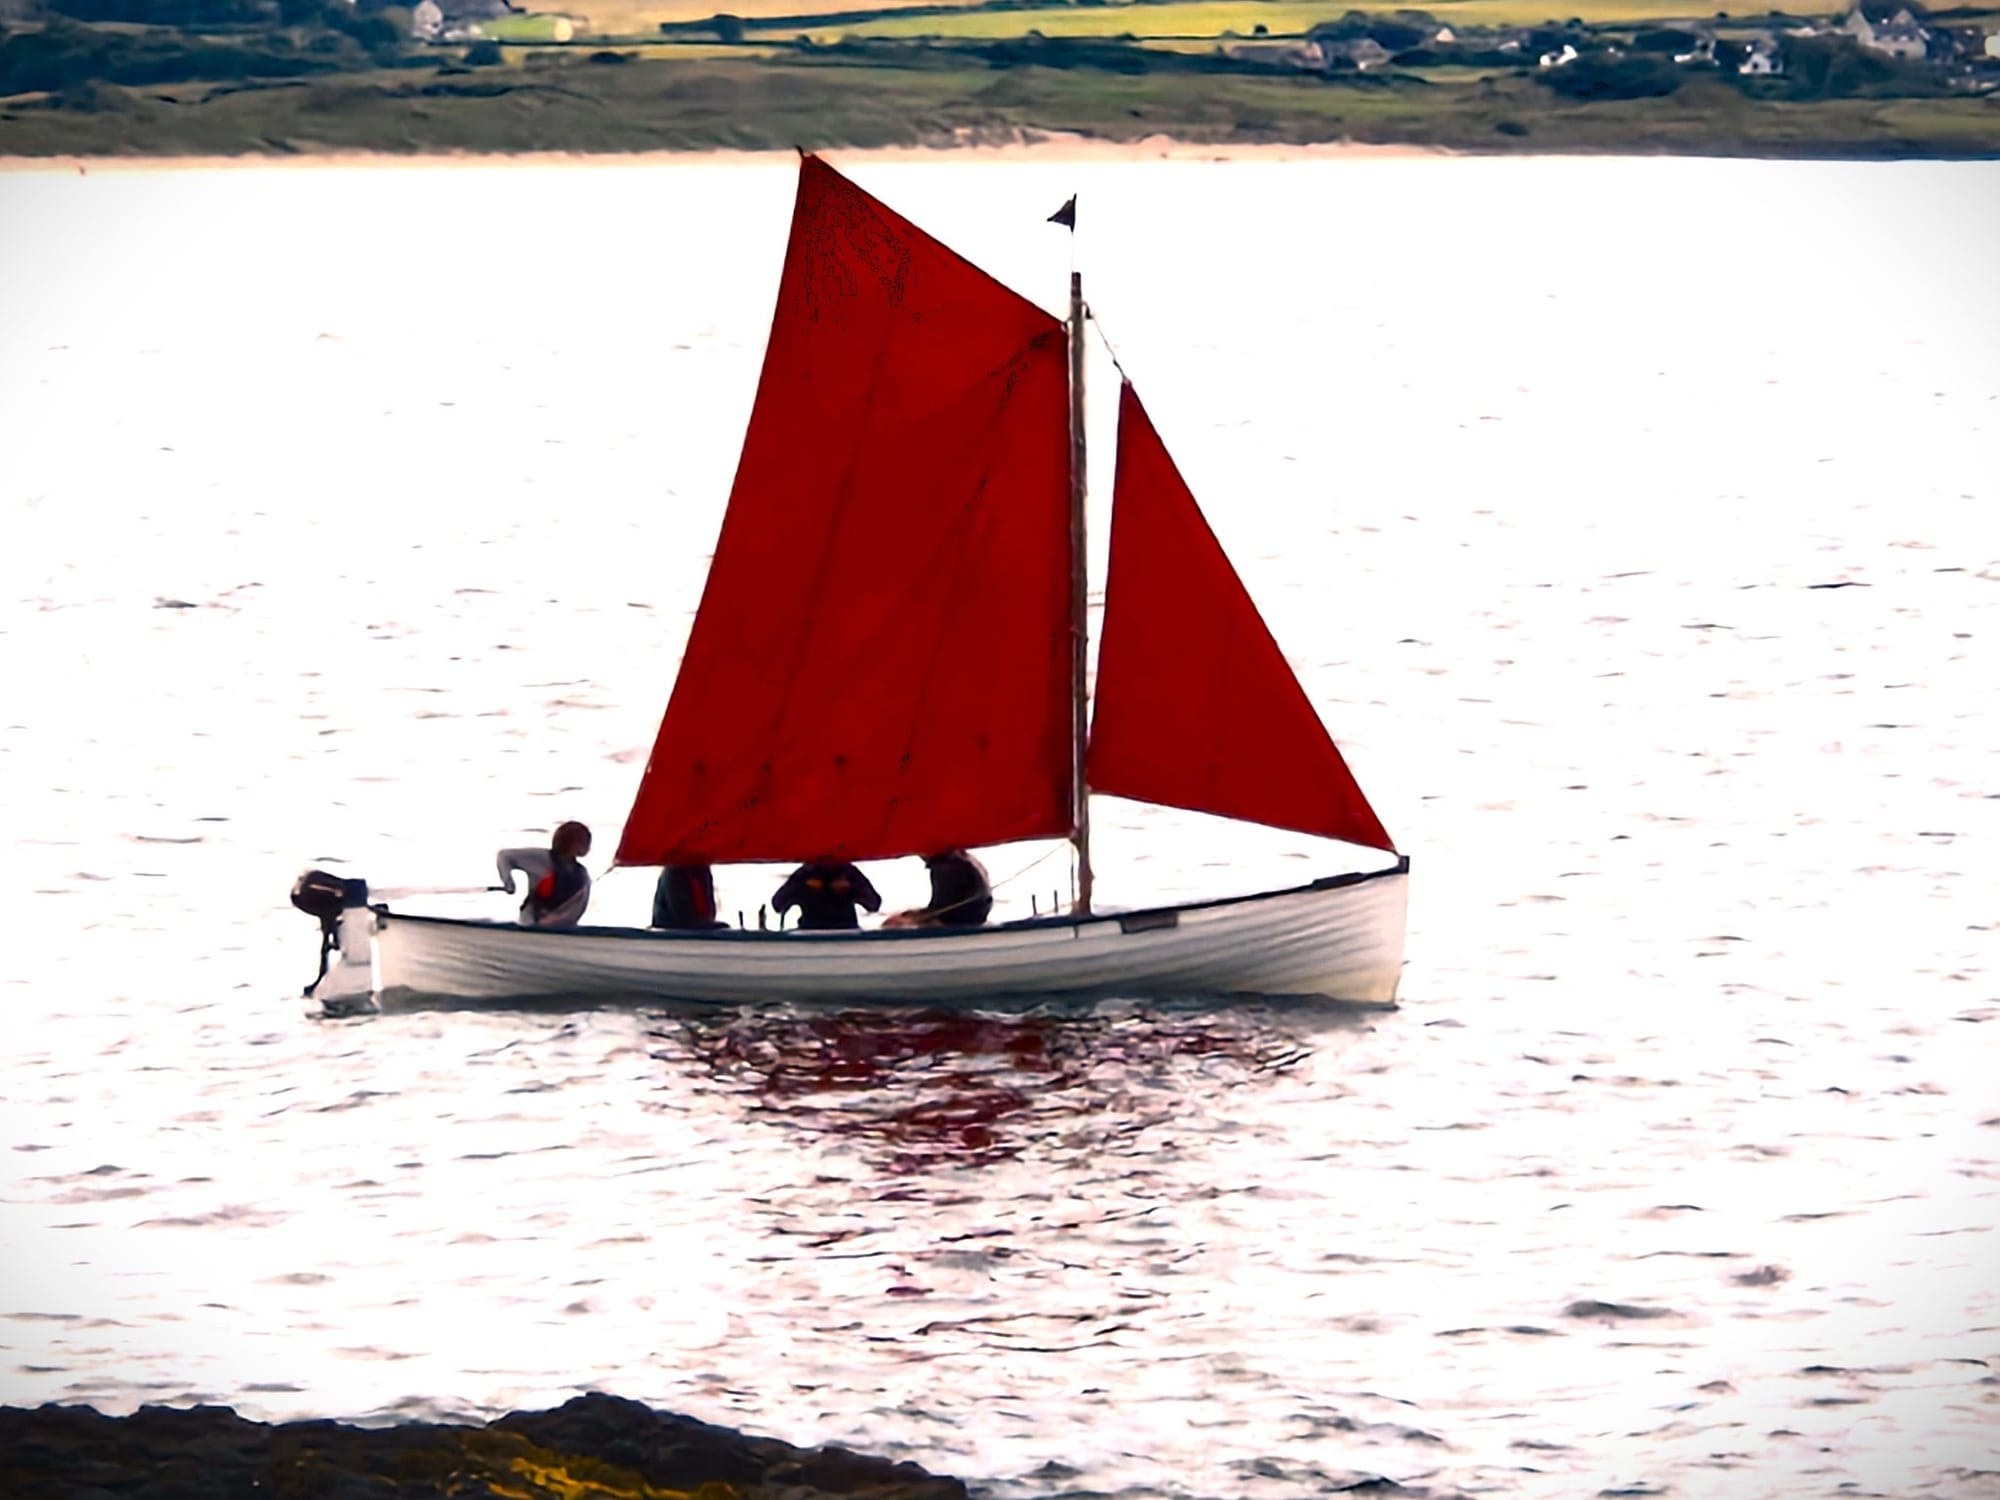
[495,820,593,928]
[651,864,727,930]
[772,860,881,931]
[882,849,993,929]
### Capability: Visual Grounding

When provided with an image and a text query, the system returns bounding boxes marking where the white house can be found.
[1740,33,1783,72]
[1842,4,1929,60]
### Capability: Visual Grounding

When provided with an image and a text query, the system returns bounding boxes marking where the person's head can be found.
[552,821,592,860]
[923,849,967,867]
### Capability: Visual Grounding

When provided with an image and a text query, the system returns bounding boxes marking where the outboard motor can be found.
[290,869,373,1004]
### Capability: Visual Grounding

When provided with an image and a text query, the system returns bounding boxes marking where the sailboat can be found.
[299,155,1410,1011]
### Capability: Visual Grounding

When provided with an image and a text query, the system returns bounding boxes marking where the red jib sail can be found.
[617,156,1074,867]
[1086,382,1396,853]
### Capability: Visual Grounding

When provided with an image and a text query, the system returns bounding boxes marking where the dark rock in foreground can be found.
[0,1391,968,1499]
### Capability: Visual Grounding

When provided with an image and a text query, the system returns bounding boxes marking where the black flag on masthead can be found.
[1047,195,1077,231]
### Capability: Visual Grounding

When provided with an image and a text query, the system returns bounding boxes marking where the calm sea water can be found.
[1,153,1997,1498]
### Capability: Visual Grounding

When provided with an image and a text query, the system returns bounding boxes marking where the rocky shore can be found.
[0,1392,969,1499]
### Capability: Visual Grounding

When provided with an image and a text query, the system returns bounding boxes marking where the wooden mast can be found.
[1068,267,1093,916]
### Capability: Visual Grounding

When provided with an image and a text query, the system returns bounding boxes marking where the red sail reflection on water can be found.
[658,1008,1339,1176]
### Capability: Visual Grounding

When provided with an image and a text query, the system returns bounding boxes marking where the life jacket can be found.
[527,858,588,923]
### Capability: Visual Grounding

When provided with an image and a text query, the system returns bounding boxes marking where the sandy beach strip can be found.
[0,134,1448,173]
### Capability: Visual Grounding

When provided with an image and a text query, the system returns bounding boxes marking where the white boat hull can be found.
[341,860,1408,1010]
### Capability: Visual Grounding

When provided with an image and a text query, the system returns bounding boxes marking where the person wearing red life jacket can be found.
[651,865,726,930]
[495,820,593,928]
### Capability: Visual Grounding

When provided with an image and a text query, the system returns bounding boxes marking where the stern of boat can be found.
[289,869,380,1013]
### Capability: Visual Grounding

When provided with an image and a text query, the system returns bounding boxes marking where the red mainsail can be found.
[617,156,1074,867]
[1086,383,1395,854]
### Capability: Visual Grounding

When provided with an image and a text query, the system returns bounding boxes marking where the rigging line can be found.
[986,839,1069,895]
[905,848,1050,922]
[1083,301,1134,385]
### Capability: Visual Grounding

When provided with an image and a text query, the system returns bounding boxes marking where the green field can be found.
[578,0,1843,40]
[550,0,957,37]
[481,13,583,39]
[788,0,1766,40]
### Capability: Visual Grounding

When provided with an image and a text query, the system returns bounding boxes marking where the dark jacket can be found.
[923,851,992,927]
[773,862,882,931]
[652,865,725,930]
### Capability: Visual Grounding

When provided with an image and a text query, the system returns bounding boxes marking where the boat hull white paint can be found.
[347,861,1409,1010]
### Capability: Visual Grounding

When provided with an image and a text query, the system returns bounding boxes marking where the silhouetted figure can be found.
[652,864,726,930]
[772,861,881,931]
[884,849,993,928]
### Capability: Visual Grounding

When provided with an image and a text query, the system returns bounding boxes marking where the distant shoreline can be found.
[4,52,1997,163]
[8,134,1998,171]
[0,134,1454,170]
[7,0,2000,164]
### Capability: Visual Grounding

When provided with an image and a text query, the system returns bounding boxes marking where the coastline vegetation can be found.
[2,0,1996,156]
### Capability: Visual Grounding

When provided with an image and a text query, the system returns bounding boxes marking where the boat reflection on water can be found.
[650,1002,1379,1175]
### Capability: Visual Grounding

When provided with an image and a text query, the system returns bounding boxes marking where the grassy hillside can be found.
[4,53,1998,156]
[3,0,1995,159]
